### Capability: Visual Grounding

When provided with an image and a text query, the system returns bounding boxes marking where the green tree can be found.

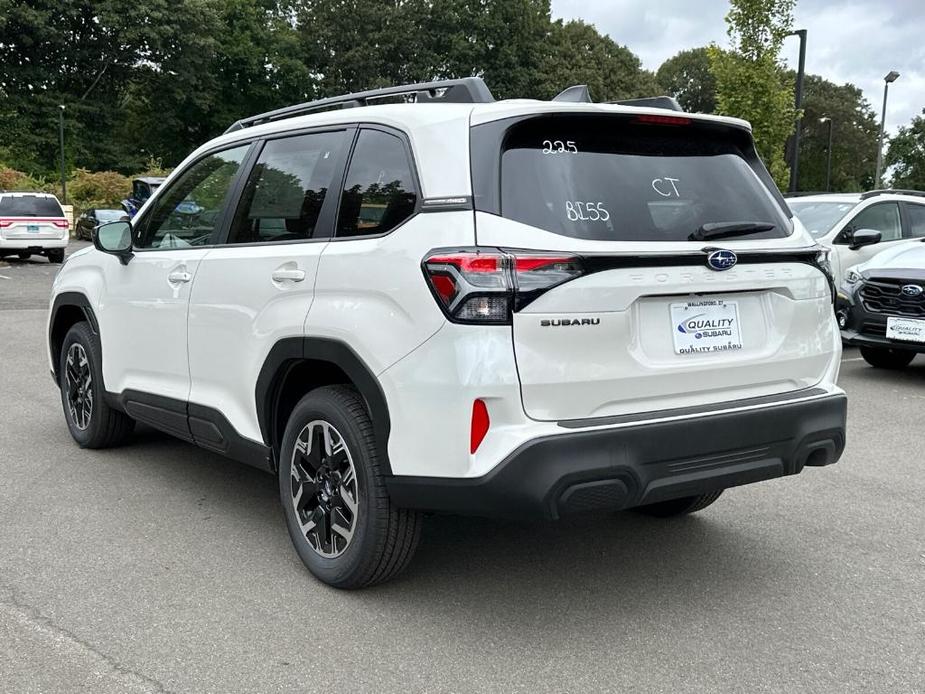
[886,110,925,190]
[708,0,796,187]
[537,19,660,101]
[792,74,879,192]
[656,47,716,113]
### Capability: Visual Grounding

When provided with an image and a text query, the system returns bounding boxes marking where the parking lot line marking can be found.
[0,274,10,280]
[841,357,865,362]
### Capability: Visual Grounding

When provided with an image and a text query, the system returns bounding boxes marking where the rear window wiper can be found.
[689,221,776,242]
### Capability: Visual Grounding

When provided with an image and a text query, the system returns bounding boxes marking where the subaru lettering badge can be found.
[901,284,923,297]
[706,249,737,271]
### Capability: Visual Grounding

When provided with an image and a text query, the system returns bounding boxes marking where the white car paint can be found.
[788,192,925,286]
[50,97,843,483]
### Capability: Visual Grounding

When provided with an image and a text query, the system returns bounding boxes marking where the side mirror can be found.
[94,221,134,265]
[848,228,882,251]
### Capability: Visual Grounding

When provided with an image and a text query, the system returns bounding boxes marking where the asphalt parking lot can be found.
[1,241,923,693]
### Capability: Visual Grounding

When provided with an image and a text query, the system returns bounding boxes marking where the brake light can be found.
[53,219,69,228]
[422,248,583,324]
[470,399,490,454]
[632,114,691,126]
[0,220,12,228]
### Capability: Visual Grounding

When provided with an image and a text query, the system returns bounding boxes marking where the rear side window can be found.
[336,129,417,238]
[228,130,346,244]
[0,195,64,217]
[499,116,790,242]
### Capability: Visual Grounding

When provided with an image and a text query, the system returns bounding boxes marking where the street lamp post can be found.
[58,105,67,205]
[787,29,807,193]
[820,117,834,192]
[874,70,900,186]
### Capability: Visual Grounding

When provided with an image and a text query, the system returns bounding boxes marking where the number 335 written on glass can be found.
[542,140,577,154]
[565,201,610,222]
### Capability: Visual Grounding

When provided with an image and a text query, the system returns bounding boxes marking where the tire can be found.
[59,322,135,448]
[47,248,65,264]
[17,252,31,260]
[860,346,915,369]
[279,385,422,589]
[634,490,724,518]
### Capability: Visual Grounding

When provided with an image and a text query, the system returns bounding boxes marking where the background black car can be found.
[74,208,127,240]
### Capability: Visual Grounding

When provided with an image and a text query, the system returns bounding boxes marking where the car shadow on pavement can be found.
[116,425,792,621]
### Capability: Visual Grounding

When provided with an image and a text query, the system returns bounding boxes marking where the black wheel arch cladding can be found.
[256,337,393,474]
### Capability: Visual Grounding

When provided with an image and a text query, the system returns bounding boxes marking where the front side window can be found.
[136,146,249,249]
[336,129,417,238]
[227,130,346,244]
[498,115,790,242]
[905,203,925,238]
[844,202,901,243]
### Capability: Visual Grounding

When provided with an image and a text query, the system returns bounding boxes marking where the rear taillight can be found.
[423,248,583,324]
[53,219,69,228]
[0,220,13,228]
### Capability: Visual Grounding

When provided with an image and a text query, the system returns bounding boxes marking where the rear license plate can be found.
[27,224,39,233]
[886,316,925,343]
[671,300,743,355]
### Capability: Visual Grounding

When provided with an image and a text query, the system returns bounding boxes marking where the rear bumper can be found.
[0,237,68,251]
[387,392,847,520]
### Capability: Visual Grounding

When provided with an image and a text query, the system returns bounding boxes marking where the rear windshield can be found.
[787,199,856,238]
[0,195,64,217]
[95,209,125,223]
[499,116,790,242]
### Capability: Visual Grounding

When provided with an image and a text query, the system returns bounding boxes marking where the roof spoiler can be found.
[551,85,684,112]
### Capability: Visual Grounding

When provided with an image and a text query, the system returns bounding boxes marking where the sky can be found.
[550,0,924,135]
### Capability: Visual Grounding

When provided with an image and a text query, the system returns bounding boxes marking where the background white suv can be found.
[788,190,925,286]
[0,192,69,263]
[48,78,847,588]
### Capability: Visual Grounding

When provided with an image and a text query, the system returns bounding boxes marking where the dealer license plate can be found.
[886,316,925,343]
[670,300,743,355]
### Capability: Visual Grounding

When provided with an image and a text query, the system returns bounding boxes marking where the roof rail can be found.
[610,96,683,112]
[860,188,925,200]
[225,77,495,133]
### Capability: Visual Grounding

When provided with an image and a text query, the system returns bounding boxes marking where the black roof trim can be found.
[225,78,495,133]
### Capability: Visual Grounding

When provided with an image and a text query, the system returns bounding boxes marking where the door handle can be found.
[168,270,192,283]
[271,269,306,282]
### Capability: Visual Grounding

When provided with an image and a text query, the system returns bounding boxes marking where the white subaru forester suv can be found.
[49,79,847,588]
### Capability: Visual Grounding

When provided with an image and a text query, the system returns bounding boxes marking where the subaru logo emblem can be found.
[901,284,923,297]
[706,249,737,271]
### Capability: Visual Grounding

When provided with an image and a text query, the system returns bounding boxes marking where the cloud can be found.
[551,0,924,134]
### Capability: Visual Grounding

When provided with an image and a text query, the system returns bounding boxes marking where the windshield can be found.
[95,209,125,223]
[499,115,790,242]
[0,195,64,217]
[788,200,856,238]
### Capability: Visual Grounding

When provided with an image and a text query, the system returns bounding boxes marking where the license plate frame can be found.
[886,316,925,343]
[670,299,743,355]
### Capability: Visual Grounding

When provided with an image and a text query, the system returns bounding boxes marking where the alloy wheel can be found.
[289,420,360,558]
[64,343,93,430]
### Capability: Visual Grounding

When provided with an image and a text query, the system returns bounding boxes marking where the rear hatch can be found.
[0,195,68,239]
[468,110,836,422]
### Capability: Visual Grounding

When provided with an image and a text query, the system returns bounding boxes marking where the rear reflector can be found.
[470,399,490,454]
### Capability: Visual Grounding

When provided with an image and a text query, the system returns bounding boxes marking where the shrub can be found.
[68,169,131,213]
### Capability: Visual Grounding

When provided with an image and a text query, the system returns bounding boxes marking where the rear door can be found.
[186,127,352,443]
[471,112,837,422]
